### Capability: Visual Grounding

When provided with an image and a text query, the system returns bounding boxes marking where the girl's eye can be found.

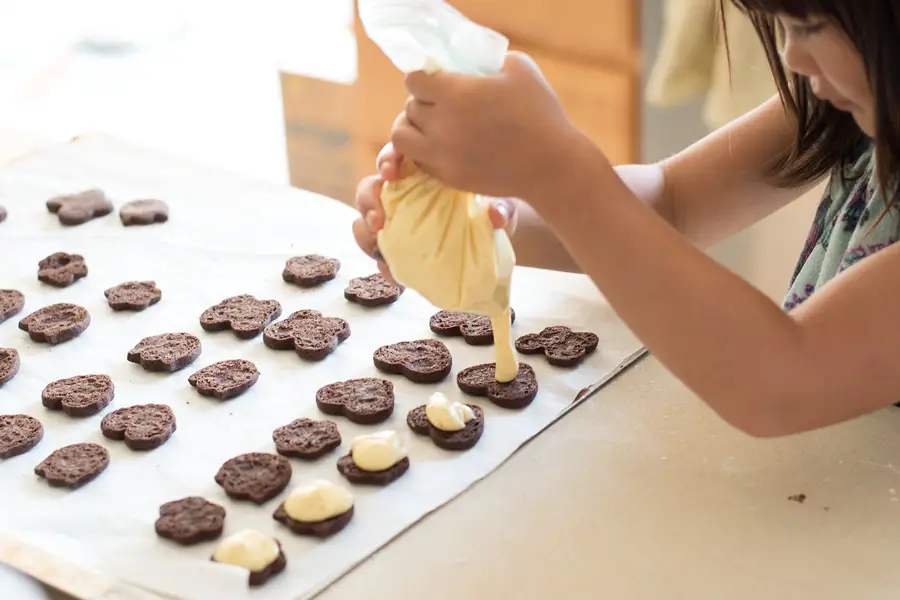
[789,21,826,38]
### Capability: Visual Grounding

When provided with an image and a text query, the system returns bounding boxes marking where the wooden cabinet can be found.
[448,0,639,69]
[353,0,641,183]
[282,0,641,205]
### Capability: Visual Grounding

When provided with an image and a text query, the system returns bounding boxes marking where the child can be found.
[353,0,899,438]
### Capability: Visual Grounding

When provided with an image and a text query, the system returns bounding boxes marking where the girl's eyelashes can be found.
[785,20,827,39]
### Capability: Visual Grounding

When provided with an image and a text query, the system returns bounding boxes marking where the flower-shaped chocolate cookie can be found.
[200,294,282,339]
[263,310,350,361]
[515,326,599,367]
[457,362,538,409]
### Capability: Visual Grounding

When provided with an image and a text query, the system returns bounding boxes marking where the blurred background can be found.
[0,0,820,299]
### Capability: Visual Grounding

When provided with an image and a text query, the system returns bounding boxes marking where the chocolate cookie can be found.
[373,339,452,383]
[215,452,292,504]
[248,547,286,587]
[155,497,225,545]
[0,414,43,459]
[200,294,282,339]
[119,199,169,226]
[515,326,599,367]
[273,418,341,459]
[457,363,539,409]
[211,537,286,587]
[42,375,114,417]
[344,274,403,307]
[0,289,25,324]
[337,454,409,486]
[101,404,176,450]
[407,404,484,450]
[188,360,259,400]
[283,255,340,287]
[19,304,90,345]
[46,189,113,226]
[429,309,516,345]
[37,252,87,287]
[263,310,350,361]
[0,348,19,387]
[0,205,6,223]
[104,281,162,311]
[34,443,109,489]
[273,503,354,538]
[127,333,201,372]
[316,378,394,424]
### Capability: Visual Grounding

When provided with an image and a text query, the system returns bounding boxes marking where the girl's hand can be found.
[352,143,520,281]
[390,52,583,202]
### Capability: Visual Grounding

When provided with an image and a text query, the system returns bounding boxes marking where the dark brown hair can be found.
[723,0,900,207]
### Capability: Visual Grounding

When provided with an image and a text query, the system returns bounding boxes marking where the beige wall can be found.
[640,0,821,301]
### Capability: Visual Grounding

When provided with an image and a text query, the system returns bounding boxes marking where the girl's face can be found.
[779,13,875,135]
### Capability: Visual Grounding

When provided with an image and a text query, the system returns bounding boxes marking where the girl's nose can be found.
[780,35,820,78]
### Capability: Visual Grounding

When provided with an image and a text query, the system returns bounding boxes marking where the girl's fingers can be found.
[355,176,386,232]
[391,113,434,168]
[404,96,434,133]
[352,216,380,259]
[377,260,402,288]
[376,142,404,181]
[488,198,518,233]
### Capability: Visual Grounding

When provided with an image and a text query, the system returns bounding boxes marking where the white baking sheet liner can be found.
[0,135,643,600]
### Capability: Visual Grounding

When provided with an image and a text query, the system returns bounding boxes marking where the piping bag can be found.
[358,0,520,382]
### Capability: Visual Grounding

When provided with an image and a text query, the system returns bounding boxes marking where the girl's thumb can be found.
[489,198,518,233]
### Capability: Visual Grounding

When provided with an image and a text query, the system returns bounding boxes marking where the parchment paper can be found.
[0,135,643,600]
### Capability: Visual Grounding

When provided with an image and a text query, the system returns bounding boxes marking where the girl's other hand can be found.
[352,143,403,284]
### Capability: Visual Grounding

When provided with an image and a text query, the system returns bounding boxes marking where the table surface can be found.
[1,135,894,600]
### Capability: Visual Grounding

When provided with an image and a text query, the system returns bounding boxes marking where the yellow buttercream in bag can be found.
[359,0,518,381]
[377,161,519,382]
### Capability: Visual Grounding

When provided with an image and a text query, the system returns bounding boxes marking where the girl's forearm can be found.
[512,163,669,273]
[531,138,807,437]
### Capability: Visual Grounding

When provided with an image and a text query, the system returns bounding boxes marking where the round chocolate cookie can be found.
[34,443,109,489]
[120,199,169,226]
[155,497,226,545]
[456,363,539,409]
[315,378,394,424]
[215,452,292,504]
[515,326,599,367]
[336,454,410,486]
[200,294,282,339]
[407,404,484,451]
[211,537,287,587]
[42,374,114,417]
[249,546,286,587]
[0,289,25,324]
[127,333,201,372]
[344,273,403,307]
[429,309,516,345]
[46,189,113,226]
[188,360,259,400]
[19,303,90,345]
[272,418,341,460]
[101,404,176,450]
[0,348,20,387]
[263,310,350,361]
[37,252,88,287]
[373,339,452,383]
[104,281,162,311]
[273,503,354,537]
[0,414,43,459]
[283,255,340,287]
[0,205,6,223]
